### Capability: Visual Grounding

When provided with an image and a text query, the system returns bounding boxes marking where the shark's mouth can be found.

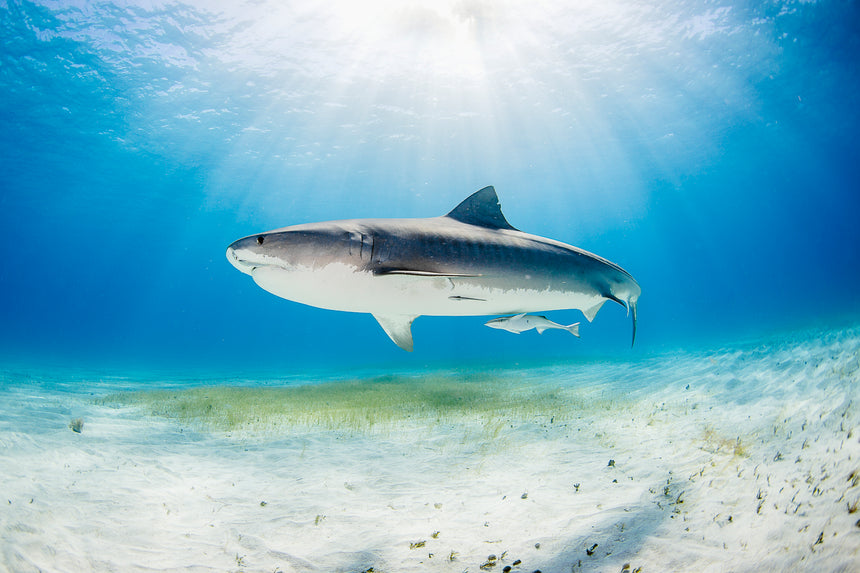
[226,247,290,276]
[226,248,254,275]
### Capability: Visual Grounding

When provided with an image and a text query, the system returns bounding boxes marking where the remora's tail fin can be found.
[566,322,581,338]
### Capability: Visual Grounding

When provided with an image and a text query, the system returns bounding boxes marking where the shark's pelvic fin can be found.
[445,186,518,231]
[373,314,417,352]
[582,299,607,322]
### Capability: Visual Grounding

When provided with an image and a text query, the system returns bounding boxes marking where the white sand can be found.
[1,327,859,572]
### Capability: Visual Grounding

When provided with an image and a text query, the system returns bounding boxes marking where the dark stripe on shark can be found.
[374,268,482,277]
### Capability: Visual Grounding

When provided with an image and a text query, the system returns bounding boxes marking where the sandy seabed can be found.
[1,328,859,573]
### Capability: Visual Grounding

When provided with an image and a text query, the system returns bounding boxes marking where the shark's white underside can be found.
[250,263,607,319]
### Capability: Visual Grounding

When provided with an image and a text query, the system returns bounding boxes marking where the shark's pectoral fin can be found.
[582,299,607,322]
[372,314,418,352]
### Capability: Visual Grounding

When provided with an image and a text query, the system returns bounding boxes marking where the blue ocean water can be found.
[1,0,859,374]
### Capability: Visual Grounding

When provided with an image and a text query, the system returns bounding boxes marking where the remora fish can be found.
[226,186,640,351]
[485,314,581,337]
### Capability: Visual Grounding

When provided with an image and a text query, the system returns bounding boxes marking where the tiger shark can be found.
[226,186,640,351]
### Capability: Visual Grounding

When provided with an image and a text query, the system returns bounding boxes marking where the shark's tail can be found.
[630,300,638,347]
[607,293,638,347]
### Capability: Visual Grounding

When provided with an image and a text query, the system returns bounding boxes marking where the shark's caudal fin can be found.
[630,300,638,348]
[445,186,519,231]
[373,314,418,352]
[605,294,638,347]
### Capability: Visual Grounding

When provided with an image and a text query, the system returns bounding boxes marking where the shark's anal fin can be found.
[372,314,418,352]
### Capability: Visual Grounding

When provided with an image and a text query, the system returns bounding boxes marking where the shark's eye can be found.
[257,236,265,245]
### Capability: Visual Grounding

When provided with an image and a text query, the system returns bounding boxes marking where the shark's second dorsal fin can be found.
[445,186,518,231]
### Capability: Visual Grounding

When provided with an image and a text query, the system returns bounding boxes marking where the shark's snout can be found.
[226,236,264,275]
[227,233,295,277]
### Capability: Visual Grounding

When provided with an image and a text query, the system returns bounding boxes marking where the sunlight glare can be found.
[329,0,493,80]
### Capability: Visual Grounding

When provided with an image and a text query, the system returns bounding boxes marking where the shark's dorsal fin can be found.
[445,186,518,231]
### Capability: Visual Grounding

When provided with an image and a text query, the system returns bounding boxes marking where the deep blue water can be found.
[1,0,859,374]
